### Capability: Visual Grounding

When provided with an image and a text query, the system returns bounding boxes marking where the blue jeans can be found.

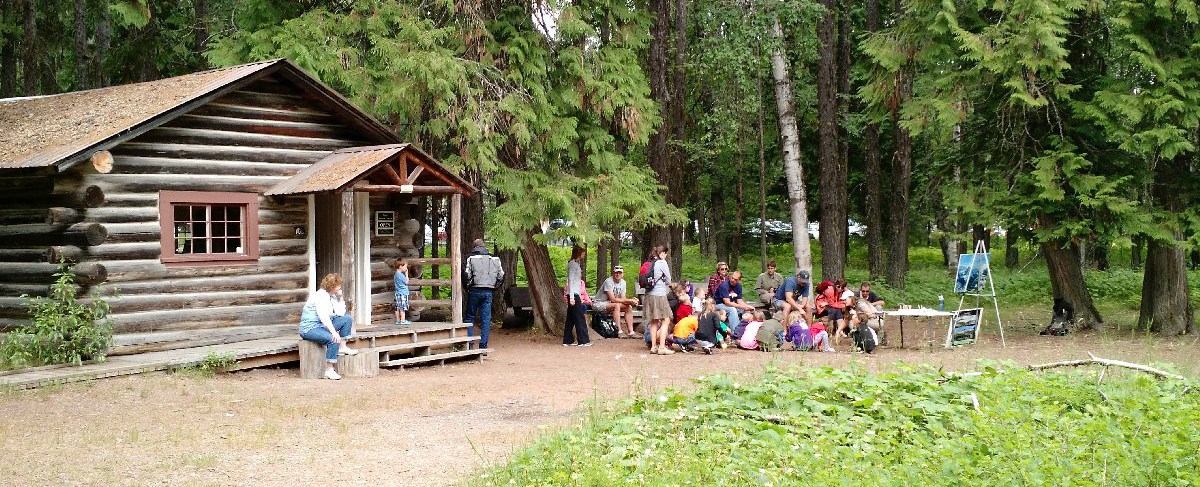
[466,288,494,348]
[299,315,353,363]
[718,304,743,338]
[672,334,697,347]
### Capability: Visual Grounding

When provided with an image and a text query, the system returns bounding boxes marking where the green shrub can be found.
[479,364,1200,486]
[171,351,238,378]
[0,263,113,369]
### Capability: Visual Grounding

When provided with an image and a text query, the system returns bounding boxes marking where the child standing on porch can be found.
[394,259,411,326]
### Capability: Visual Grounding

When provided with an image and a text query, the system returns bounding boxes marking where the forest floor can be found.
[0,314,1197,487]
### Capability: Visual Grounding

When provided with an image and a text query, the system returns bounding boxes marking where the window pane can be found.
[174,205,189,222]
[193,222,207,238]
[227,222,241,237]
[227,206,241,221]
[174,223,192,253]
[230,237,242,253]
[193,238,208,253]
[212,238,227,253]
[213,222,226,237]
[191,206,207,221]
[212,206,226,221]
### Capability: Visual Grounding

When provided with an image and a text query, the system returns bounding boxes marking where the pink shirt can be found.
[739,321,763,350]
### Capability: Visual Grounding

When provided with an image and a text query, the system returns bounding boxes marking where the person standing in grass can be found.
[562,245,592,347]
[299,273,358,380]
[644,245,674,355]
[393,259,411,326]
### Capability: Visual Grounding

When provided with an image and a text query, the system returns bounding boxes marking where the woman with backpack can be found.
[562,245,592,347]
[643,245,674,355]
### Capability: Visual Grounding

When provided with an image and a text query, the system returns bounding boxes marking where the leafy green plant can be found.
[478,363,1200,486]
[171,352,239,378]
[0,263,113,369]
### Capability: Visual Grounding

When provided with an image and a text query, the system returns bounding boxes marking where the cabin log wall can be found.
[0,74,376,354]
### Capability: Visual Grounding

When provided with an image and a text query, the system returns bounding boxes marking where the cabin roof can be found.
[266,144,476,196]
[0,59,399,172]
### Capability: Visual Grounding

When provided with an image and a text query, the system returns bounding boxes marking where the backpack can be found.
[637,261,655,289]
[851,322,878,353]
[590,311,620,338]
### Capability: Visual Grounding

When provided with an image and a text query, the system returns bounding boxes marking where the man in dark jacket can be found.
[463,239,504,350]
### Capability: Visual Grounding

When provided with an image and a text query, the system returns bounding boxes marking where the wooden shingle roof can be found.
[0,59,398,172]
[266,144,475,196]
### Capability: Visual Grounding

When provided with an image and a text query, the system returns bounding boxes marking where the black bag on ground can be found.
[851,322,877,353]
[591,310,620,338]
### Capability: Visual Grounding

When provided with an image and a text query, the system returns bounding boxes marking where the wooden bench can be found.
[299,340,379,379]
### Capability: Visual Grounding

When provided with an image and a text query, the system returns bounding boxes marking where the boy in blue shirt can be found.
[394,259,411,325]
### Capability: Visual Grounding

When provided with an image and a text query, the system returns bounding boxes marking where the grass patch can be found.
[170,352,238,378]
[476,363,1200,485]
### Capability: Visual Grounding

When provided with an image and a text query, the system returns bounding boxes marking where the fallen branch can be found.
[1027,353,1187,381]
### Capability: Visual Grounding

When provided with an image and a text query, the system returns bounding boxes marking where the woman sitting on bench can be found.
[299,273,358,380]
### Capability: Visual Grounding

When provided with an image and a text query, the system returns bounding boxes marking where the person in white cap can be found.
[594,265,641,338]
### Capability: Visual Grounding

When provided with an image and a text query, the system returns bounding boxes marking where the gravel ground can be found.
[1,324,1196,487]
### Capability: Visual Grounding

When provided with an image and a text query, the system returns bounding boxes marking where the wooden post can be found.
[450,193,463,326]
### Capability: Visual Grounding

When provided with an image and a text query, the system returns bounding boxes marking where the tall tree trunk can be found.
[731,149,745,271]
[646,0,677,265]
[1095,240,1109,271]
[668,0,687,273]
[1040,216,1104,329]
[193,0,209,69]
[886,66,913,288]
[493,248,517,324]
[758,83,769,271]
[1005,231,1019,269]
[1139,158,1193,335]
[596,237,609,286]
[73,0,88,90]
[521,229,565,335]
[1131,235,1143,269]
[95,1,110,87]
[769,17,813,276]
[460,169,484,260]
[0,0,16,97]
[22,0,37,95]
[817,0,846,282]
[609,223,620,271]
[863,0,885,279]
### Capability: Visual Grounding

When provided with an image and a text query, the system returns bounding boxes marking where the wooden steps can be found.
[380,348,485,368]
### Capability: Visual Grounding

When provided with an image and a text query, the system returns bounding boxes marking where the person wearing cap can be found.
[594,265,641,339]
[754,260,784,307]
[773,269,812,322]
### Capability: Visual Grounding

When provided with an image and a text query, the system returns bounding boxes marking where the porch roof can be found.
[264,143,475,196]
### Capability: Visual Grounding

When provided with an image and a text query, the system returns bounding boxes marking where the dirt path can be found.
[1,328,1197,487]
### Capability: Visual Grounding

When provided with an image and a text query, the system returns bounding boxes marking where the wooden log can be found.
[0,184,104,208]
[299,340,330,379]
[90,150,114,174]
[109,324,294,356]
[335,350,379,378]
[406,278,454,286]
[110,155,310,177]
[0,283,50,297]
[406,257,453,266]
[192,102,337,124]
[0,248,51,262]
[109,302,300,333]
[94,271,308,295]
[450,193,463,325]
[0,317,30,332]
[172,113,350,139]
[0,222,107,246]
[102,255,307,283]
[47,207,82,225]
[215,90,320,112]
[138,127,358,152]
[102,192,156,207]
[70,238,305,262]
[46,245,82,263]
[82,206,305,225]
[84,173,287,194]
[0,261,106,285]
[103,222,300,244]
[106,288,309,314]
[114,142,330,165]
[355,185,459,194]
[0,208,51,225]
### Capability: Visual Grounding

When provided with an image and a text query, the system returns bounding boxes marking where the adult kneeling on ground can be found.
[715,271,756,338]
[773,269,811,322]
[299,273,358,380]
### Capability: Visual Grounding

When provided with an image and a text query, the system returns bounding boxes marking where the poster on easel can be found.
[954,253,991,293]
[947,308,982,347]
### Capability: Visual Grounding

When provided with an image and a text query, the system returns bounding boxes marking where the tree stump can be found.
[299,340,380,379]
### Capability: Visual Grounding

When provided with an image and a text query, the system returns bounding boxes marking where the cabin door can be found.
[313,192,352,290]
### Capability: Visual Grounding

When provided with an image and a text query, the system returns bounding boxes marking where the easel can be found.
[953,240,1006,348]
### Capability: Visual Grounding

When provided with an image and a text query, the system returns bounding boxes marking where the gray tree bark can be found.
[769,16,813,276]
[817,0,847,282]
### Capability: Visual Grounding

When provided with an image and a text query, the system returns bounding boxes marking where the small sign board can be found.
[954,253,991,293]
[374,211,395,236]
[947,308,982,347]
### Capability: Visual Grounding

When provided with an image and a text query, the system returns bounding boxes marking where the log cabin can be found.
[0,59,473,358]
